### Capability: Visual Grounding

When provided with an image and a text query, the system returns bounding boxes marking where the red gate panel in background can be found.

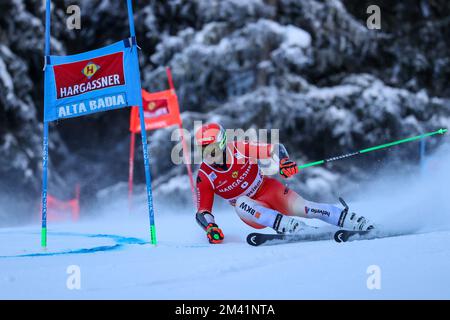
[128,67,196,212]
[129,89,181,132]
[39,184,80,222]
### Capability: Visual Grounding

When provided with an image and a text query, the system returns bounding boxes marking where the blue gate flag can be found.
[44,39,142,122]
[41,0,157,248]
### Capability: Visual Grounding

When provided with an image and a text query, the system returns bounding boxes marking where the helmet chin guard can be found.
[195,123,227,162]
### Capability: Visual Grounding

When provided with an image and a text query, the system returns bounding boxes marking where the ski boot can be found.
[273,214,304,234]
[338,198,375,231]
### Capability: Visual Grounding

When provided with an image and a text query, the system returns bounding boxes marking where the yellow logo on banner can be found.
[232,171,239,179]
[147,102,156,111]
[82,62,100,79]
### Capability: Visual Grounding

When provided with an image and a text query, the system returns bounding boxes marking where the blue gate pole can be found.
[41,124,49,248]
[138,106,157,245]
[127,0,136,38]
[41,0,51,248]
[127,0,157,245]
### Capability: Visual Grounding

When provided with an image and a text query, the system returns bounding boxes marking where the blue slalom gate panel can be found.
[44,39,142,122]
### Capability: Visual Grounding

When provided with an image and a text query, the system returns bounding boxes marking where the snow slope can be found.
[1,205,449,299]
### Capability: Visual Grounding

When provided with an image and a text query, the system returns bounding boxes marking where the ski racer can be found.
[194,123,374,244]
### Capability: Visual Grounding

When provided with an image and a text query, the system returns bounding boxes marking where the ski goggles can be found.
[200,133,227,162]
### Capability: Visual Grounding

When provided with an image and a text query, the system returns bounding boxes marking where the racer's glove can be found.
[206,223,224,244]
[280,157,299,178]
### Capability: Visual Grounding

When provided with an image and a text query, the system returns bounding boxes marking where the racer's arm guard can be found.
[196,211,216,230]
[196,211,224,243]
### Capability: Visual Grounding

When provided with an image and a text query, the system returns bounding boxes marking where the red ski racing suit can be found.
[195,141,300,243]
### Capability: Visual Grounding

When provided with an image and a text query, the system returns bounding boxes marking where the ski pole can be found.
[291,128,447,171]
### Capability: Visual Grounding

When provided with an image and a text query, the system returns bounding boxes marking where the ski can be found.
[333,228,420,243]
[246,231,335,246]
[248,229,381,246]
[333,229,372,243]
[247,226,414,246]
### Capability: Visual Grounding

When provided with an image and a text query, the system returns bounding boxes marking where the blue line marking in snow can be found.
[0,232,147,259]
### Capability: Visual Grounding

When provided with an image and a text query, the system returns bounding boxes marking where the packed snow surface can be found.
[1,144,449,299]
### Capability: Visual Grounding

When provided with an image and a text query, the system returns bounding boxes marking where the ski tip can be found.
[334,230,346,243]
[246,233,260,246]
[334,229,373,243]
